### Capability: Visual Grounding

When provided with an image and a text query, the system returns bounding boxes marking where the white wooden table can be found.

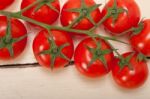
[0,0,150,99]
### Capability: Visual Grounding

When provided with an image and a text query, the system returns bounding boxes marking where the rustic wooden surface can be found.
[0,63,150,99]
[0,0,150,99]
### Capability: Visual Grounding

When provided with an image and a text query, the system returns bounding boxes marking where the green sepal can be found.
[130,21,144,37]
[66,0,101,27]
[137,53,147,62]
[50,54,56,70]
[118,53,134,71]
[108,0,128,24]
[12,34,27,43]
[39,35,71,69]
[85,40,112,70]
[0,38,5,49]
[34,0,59,13]
[34,2,44,12]
[6,45,14,57]
[46,3,59,13]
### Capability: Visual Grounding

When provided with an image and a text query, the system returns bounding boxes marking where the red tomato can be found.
[111,52,149,89]
[33,30,74,69]
[74,38,114,78]
[21,0,60,26]
[130,19,150,57]
[0,0,14,10]
[0,16,27,60]
[102,0,140,35]
[60,0,101,36]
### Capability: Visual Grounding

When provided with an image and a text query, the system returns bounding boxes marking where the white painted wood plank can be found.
[0,62,150,99]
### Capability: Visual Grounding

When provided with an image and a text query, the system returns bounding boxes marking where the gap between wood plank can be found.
[0,61,74,69]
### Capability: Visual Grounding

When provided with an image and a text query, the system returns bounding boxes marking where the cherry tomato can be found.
[0,0,14,10]
[102,0,140,35]
[74,38,114,78]
[33,30,74,69]
[111,52,149,89]
[21,0,60,26]
[60,0,101,36]
[130,19,150,57]
[0,16,27,60]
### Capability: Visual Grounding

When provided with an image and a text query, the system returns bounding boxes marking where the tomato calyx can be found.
[66,0,101,28]
[39,32,71,69]
[33,0,59,13]
[0,17,27,57]
[90,0,128,32]
[86,38,112,70]
[118,53,134,71]
[107,0,128,24]
[117,52,148,73]
[137,53,147,62]
[119,21,144,36]
[131,22,144,36]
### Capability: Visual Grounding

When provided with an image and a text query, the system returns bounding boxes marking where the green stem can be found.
[10,11,91,35]
[51,26,91,35]
[0,10,128,45]
[67,14,84,28]
[0,10,12,16]
[89,14,110,32]
[105,40,123,59]
[99,35,129,45]
[118,28,133,36]
[47,29,56,46]
[20,15,50,29]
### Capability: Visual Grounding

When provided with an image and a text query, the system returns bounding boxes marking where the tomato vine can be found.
[0,0,149,84]
[0,0,148,67]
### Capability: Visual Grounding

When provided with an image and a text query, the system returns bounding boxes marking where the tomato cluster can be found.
[0,0,150,89]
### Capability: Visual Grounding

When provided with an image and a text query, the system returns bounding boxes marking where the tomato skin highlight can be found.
[130,19,150,57]
[0,16,27,60]
[0,0,14,10]
[60,0,101,36]
[102,0,140,35]
[111,52,149,89]
[74,38,114,78]
[21,0,60,26]
[33,30,74,69]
